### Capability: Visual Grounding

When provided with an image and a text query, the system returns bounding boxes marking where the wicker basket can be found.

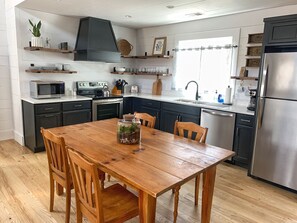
[117,39,133,56]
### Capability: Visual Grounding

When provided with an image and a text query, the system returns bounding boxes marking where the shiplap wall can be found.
[0,0,13,140]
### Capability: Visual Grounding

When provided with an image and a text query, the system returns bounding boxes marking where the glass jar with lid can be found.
[117,114,141,144]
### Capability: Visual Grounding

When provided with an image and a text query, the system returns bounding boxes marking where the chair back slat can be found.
[134,112,156,128]
[42,129,69,179]
[174,121,208,143]
[67,149,104,221]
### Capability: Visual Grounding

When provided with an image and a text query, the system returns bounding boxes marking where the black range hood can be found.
[74,17,121,63]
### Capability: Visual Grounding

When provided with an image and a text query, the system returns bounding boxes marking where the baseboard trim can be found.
[14,131,24,146]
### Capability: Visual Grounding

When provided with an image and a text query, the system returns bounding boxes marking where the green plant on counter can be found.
[29,19,42,37]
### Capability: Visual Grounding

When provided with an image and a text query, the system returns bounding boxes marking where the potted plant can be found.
[29,19,43,47]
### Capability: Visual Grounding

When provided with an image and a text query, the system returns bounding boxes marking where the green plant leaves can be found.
[29,19,41,37]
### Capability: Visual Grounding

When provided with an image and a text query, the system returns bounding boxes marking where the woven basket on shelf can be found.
[117,39,133,56]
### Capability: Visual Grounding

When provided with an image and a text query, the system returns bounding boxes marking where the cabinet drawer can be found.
[35,103,61,114]
[141,99,161,109]
[162,102,201,116]
[63,110,91,126]
[62,101,91,111]
[236,114,254,127]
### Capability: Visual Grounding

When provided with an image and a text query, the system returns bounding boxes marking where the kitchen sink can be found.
[174,99,231,108]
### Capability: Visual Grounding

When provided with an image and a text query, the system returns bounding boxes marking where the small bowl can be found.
[116,67,125,72]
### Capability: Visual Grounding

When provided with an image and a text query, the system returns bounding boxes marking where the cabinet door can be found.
[123,97,133,114]
[63,109,91,126]
[264,15,297,46]
[179,113,200,124]
[160,110,179,133]
[35,113,62,150]
[141,106,160,129]
[233,125,254,167]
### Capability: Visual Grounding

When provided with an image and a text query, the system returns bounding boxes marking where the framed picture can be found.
[152,37,167,56]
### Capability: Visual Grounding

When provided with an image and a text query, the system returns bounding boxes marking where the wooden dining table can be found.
[48,118,234,223]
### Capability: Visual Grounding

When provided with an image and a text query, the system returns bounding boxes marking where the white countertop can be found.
[21,95,91,104]
[124,93,255,116]
[21,93,254,115]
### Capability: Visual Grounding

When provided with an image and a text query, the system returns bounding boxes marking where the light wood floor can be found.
[0,139,296,223]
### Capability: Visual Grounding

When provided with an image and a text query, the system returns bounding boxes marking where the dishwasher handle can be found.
[202,109,234,118]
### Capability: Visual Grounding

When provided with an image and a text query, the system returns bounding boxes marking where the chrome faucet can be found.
[185,80,199,101]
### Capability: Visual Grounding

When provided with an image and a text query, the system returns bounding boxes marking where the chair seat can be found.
[102,183,139,223]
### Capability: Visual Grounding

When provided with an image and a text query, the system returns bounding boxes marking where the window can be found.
[174,31,238,101]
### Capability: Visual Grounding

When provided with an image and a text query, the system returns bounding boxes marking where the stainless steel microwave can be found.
[30,80,65,99]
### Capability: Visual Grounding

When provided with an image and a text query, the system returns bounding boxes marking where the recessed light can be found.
[125,15,132,18]
[166,5,175,9]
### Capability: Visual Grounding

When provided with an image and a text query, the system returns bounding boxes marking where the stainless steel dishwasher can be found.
[200,108,235,151]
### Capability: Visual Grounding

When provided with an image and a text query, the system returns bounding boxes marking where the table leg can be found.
[139,191,157,223]
[201,166,217,223]
[173,185,180,223]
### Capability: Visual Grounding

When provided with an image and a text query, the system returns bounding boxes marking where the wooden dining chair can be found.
[66,148,139,223]
[134,112,156,128]
[172,120,208,222]
[41,128,73,223]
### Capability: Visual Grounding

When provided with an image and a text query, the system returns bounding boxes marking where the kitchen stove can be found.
[76,81,123,121]
[76,81,122,99]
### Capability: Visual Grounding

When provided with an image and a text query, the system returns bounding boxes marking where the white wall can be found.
[136,4,297,103]
[0,0,14,140]
[12,8,138,144]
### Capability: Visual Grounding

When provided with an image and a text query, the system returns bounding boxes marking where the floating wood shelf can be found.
[121,55,173,59]
[26,69,77,74]
[24,47,75,54]
[111,71,172,76]
[231,76,258,81]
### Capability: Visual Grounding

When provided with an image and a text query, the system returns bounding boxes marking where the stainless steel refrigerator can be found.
[251,52,297,191]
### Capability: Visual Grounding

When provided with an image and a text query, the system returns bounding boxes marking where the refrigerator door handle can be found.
[260,55,269,97]
[258,98,266,129]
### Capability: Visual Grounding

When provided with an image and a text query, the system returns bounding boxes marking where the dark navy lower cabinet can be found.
[160,102,200,134]
[22,100,91,152]
[233,114,255,168]
[132,98,161,129]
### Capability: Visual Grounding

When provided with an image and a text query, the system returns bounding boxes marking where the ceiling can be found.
[18,0,297,29]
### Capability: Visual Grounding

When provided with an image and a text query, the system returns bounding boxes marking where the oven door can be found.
[92,98,123,121]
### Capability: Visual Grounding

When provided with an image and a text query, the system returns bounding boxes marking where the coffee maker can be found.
[247,89,257,111]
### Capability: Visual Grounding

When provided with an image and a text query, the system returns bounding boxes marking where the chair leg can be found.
[65,185,71,223]
[173,186,181,223]
[195,174,200,206]
[107,174,111,182]
[49,176,54,212]
[76,206,82,223]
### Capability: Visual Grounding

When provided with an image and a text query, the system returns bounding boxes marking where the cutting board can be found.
[152,77,162,95]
